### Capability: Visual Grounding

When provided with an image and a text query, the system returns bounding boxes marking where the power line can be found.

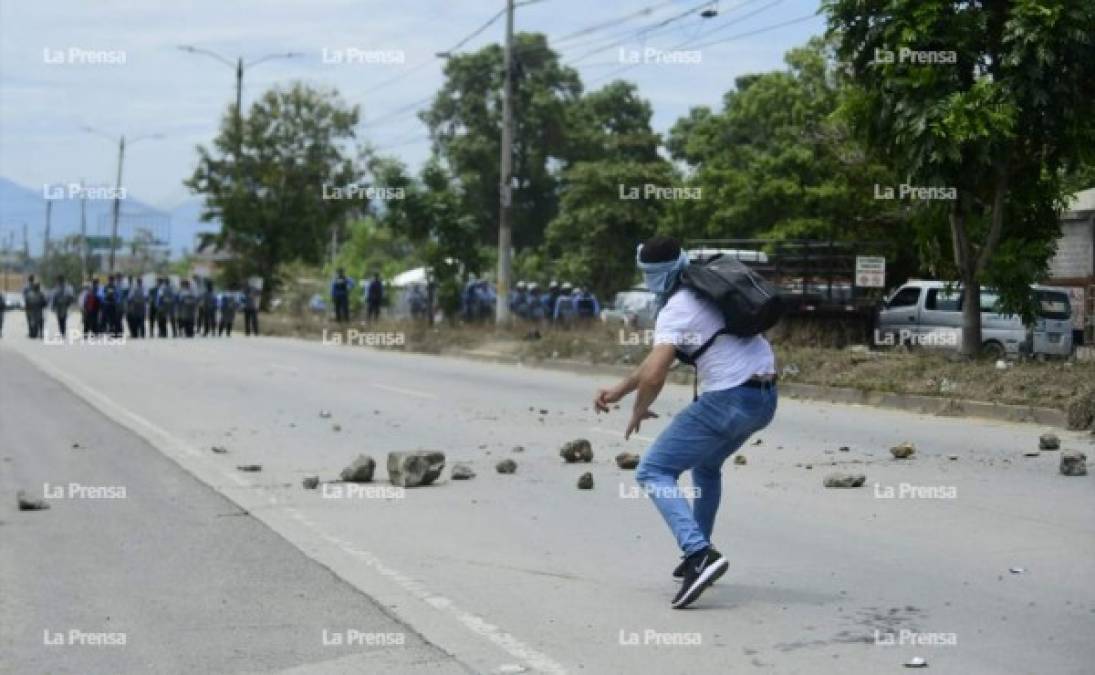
[585,12,817,87]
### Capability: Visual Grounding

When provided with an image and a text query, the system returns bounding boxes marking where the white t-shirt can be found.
[654,288,776,393]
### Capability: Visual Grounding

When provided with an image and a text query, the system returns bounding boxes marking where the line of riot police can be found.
[8,273,261,342]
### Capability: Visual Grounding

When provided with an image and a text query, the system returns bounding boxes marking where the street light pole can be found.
[109,134,125,273]
[496,0,515,326]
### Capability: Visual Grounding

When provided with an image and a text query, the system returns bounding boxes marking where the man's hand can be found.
[594,385,626,413]
[625,409,658,440]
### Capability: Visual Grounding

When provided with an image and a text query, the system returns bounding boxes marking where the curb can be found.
[449,349,1070,429]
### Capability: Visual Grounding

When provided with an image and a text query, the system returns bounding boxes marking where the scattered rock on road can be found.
[904,656,928,668]
[823,473,866,488]
[890,443,916,459]
[16,490,49,511]
[319,410,332,419]
[236,464,262,472]
[340,454,376,483]
[1023,449,1041,458]
[734,455,747,465]
[838,446,850,452]
[496,459,517,474]
[1038,433,1060,450]
[560,439,594,463]
[332,424,342,432]
[1060,451,1087,477]
[615,452,641,470]
[388,451,446,487]
[577,472,594,490]
[451,463,476,480]
[302,476,320,489]
[512,445,525,453]
[211,445,228,454]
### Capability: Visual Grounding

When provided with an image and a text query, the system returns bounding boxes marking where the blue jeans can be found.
[635,384,777,557]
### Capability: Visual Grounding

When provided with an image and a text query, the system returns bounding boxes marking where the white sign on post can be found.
[855,256,886,288]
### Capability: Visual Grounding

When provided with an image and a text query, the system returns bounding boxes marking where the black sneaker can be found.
[671,547,727,609]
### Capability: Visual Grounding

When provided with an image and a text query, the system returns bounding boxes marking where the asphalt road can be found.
[2,314,1094,674]
[0,347,468,675]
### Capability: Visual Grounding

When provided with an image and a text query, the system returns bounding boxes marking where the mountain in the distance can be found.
[0,177,220,257]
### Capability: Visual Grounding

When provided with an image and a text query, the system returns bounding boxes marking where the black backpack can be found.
[672,254,783,397]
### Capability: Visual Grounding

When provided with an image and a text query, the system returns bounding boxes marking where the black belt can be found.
[740,375,778,389]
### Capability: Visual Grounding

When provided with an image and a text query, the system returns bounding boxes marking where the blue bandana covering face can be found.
[636,245,689,309]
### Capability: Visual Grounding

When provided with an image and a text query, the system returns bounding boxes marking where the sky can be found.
[0,0,826,211]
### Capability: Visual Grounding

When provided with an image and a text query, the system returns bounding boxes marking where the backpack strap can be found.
[675,327,728,401]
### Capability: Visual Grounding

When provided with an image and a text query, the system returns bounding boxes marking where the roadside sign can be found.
[855,256,886,288]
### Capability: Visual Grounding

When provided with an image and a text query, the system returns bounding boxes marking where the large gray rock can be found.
[339,454,376,483]
[890,442,916,459]
[1060,451,1087,477]
[560,439,593,463]
[451,463,476,480]
[1038,433,1060,450]
[577,472,594,490]
[387,451,446,487]
[823,473,866,488]
[302,475,320,489]
[615,452,641,470]
[496,458,517,474]
[16,490,49,511]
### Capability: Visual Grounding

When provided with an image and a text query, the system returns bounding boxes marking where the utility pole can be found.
[43,198,52,273]
[496,0,515,326]
[80,179,88,280]
[109,135,126,273]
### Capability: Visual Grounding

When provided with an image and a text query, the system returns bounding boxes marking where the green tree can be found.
[825,0,1095,355]
[420,33,582,249]
[186,82,364,307]
[544,80,672,299]
[664,38,912,265]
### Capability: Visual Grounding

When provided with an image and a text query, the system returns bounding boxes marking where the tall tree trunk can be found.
[949,201,980,358]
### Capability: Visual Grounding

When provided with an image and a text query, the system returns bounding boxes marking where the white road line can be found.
[372,382,437,399]
[588,426,654,443]
[18,349,562,674]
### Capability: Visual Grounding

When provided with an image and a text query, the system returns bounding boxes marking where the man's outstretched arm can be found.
[594,344,677,439]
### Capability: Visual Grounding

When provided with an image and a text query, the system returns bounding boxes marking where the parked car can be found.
[601,288,657,329]
[876,280,1073,358]
[3,292,22,310]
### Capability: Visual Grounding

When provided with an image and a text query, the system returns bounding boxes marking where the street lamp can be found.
[81,126,164,273]
[177,45,303,157]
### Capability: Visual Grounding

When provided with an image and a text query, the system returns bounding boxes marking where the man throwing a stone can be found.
[594,236,778,609]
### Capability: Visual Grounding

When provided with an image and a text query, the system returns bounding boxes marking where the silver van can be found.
[876,280,1073,358]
